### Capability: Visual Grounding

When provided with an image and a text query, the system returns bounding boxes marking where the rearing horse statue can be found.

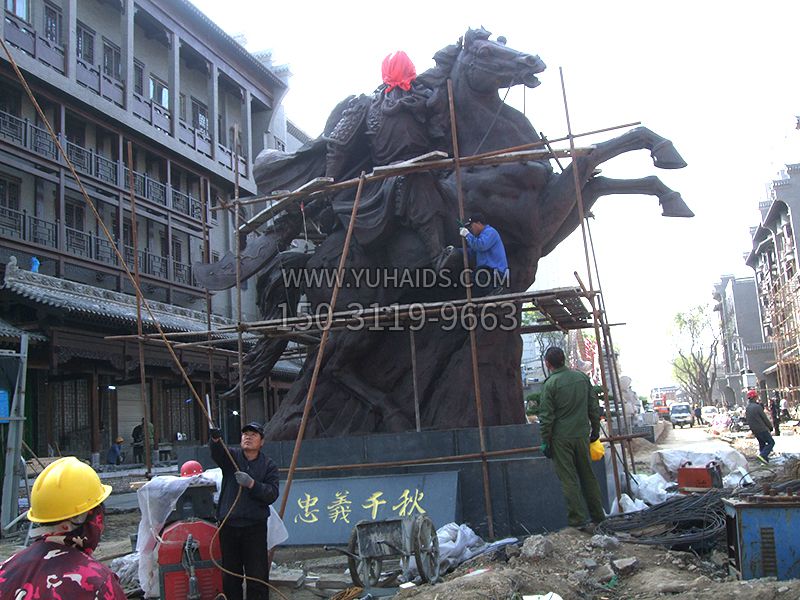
[194,28,691,440]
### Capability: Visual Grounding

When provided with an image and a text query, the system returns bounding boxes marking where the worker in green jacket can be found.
[538,346,605,530]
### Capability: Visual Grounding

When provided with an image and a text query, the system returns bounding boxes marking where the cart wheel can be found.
[412,515,440,583]
[347,527,384,588]
[346,527,363,588]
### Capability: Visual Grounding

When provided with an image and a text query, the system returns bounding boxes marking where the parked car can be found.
[700,405,718,422]
[669,402,695,428]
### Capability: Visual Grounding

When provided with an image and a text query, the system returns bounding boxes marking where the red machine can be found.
[677,460,722,493]
[157,485,223,600]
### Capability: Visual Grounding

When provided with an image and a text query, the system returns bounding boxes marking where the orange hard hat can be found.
[180,460,203,477]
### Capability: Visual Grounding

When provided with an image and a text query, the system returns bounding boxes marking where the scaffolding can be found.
[757,221,800,404]
[1,35,643,542]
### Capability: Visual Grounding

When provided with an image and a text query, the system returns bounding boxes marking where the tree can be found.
[671,305,719,406]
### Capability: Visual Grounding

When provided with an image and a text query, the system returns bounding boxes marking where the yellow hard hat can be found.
[27,457,112,523]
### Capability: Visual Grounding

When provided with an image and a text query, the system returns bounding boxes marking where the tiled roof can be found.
[2,257,235,334]
[0,317,46,343]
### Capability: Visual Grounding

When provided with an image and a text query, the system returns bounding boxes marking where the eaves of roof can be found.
[2,257,234,334]
[175,0,287,93]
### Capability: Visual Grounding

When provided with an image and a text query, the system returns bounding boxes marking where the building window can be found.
[5,0,28,20]
[149,75,169,108]
[211,251,220,263]
[76,23,94,64]
[64,199,85,231]
[0,88,21,116]
[0,177,21,211]
[133,61,144,95]
[179,94,186,121]
[191,98,209,135]
[102,40,121,81]
[172,238,183,262]
[273,135,285,152]
[44,3,62,45]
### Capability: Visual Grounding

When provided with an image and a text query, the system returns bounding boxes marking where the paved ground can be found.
[107,492,139,512]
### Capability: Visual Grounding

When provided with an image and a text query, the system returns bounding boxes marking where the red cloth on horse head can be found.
[382,51,416,92]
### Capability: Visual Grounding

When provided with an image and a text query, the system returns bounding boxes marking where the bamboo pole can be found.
[127,141,152,477]
[105,288,593,341]
[227,121,641,212]
[559,68,622,503]
[234,123,246,428]
[410,330,421,433]
[200,178,217,426]
[277,432,649,474]
[447,78,495,539]
[277,173,367,522]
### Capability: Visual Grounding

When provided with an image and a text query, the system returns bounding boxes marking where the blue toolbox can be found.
[723,492,800,580]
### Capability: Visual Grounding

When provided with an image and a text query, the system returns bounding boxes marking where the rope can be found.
[473,86,511,155]
[0,37,285,598]
[331,587,364,600]
[207,486,290,600]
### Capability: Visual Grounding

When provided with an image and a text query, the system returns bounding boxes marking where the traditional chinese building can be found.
[746,164,800,408]
[0,0,303,461]
[712,274,774,406]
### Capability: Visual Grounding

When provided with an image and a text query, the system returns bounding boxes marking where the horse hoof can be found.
[651,140,688,169]
[660,192,694,218]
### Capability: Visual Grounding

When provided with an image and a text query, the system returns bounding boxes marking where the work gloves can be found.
[540,442,553,459]
[589,432,600,443]
[459,227,469,238]
[234,471,255,489]
[209,428,222,440]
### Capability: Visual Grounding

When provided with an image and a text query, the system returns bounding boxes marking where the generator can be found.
[723,492,800,580]
[157,483,223,600]
[677,460,722,493]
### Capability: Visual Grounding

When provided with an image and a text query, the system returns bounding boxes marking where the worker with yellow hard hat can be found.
[0,457,126,599]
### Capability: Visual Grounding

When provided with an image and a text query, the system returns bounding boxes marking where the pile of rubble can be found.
[391,528,800,600]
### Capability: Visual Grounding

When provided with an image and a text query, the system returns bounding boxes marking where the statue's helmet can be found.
[382,51,416,92]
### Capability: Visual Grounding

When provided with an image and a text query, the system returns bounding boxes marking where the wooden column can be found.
[168,33,180,138]
[208,63,218,160]
[45,376,53,455]
[150,377,160,449]
[121,0,134,111]
[64,0,77,81]
[90,370,100,455]
[243,88,252,175]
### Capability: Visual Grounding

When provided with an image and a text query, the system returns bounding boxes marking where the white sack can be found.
[650,442,747,481]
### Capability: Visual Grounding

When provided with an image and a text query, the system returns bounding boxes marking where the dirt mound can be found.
[395,527,800,600]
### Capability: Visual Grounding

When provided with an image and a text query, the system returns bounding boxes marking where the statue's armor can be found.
[324,96,369,181]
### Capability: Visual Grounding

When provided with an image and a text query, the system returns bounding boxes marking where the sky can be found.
[191,0,800,395]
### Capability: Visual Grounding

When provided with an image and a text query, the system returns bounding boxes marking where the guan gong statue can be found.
[195,28,691,440]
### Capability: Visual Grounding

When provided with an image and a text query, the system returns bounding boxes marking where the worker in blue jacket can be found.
[459,212,509,296]
[210,422,279,600]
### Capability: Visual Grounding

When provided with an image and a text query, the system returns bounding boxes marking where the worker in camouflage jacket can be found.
[538,346,606,530]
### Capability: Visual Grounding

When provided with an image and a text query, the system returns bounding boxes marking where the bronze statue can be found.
[195,28,690,440]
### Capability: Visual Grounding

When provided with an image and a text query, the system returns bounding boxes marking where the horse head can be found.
[459,28,546,94]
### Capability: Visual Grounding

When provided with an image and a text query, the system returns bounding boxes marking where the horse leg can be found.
[582,126,687,172]
[541,175,692,256]
[584,175,693,217]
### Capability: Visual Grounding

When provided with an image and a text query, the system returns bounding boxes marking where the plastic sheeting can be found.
[135,468,288,598]
[609,493,648,514]
[650,442,747,481]
[408,522,517,579]
[630,472,677,505]
[110,551,140,590]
